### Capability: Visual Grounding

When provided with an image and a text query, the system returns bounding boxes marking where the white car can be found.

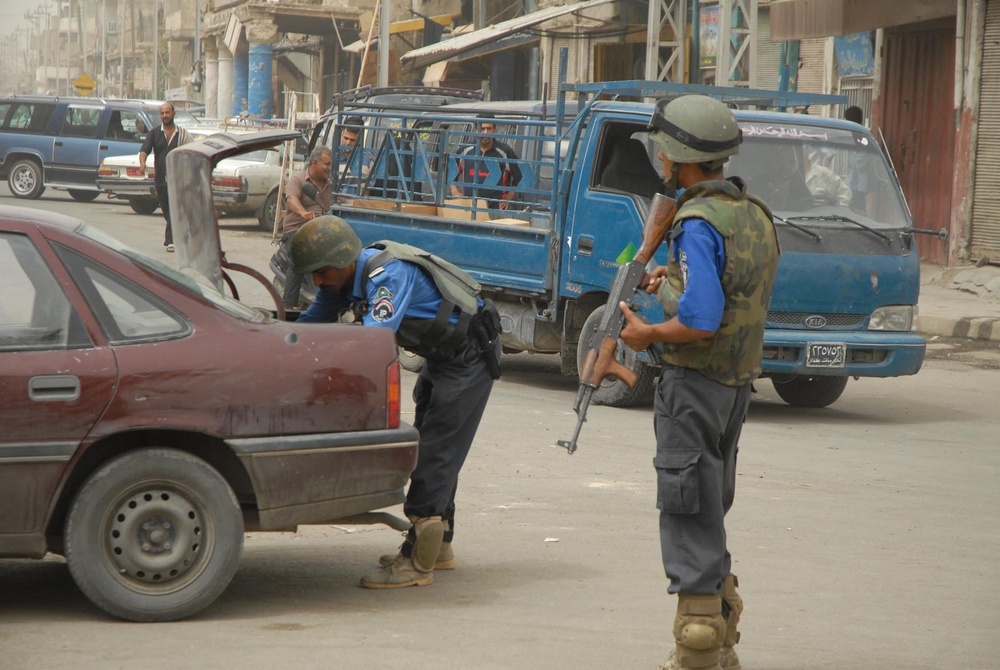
[97,129,302,231]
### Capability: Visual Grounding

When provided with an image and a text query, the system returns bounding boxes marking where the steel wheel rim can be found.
[101,481,216,595]
[12,167,36,195]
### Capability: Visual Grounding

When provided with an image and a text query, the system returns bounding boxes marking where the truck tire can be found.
[64,448,244,622]
[771,375,848,408]
[577,304,657,407]
[128,197,159,215]
[68,189,101,202]
[258,190,279,231]
[7,158,45,199]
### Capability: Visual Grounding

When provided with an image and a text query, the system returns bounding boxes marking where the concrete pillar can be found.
[232,45,249,115]
[204,39,219,120]
[217,39,234,121]
[248,41,273,117]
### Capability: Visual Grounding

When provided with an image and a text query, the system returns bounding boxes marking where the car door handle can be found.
[29,375,81,401]
[54,140,63,146]
[100,144,108,150]
[576,235,594,255]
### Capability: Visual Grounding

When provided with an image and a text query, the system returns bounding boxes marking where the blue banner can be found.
[834,32,874,78]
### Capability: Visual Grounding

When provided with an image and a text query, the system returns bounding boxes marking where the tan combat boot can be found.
[379,519,455,570]
[720,574,743,670]
[360,516,444,589]
[658,594,725,670]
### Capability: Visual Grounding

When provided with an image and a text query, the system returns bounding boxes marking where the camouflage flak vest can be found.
[657,177,780,386]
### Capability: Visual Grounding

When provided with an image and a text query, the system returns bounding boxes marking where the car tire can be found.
[771,375,848,408]
[258,190,280,232]
[128,197,159,215]
[577,304,657,407]
[68,189,101,202]
[7,158,45,199]
[64,448,244,622]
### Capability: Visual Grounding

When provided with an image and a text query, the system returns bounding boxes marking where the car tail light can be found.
[213,175,243,190]
[97,164,115,177]
[126,167,148,178]
[387,360,401,429]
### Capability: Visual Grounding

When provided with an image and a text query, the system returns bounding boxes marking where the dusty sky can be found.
[1,0,41,35]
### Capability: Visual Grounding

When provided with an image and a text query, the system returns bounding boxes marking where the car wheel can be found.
[128,197,159,215]
[397,347,426,373]
[771,375,848,408]
[576,304,657,407]
[68,189,101,202]
[7,158,45,199]
[258,190,280,232]
[64,448,244,622]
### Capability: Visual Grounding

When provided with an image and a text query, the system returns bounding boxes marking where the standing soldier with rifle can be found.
[619,96,779,670]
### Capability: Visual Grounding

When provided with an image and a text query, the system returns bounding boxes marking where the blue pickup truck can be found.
[277,78,931,409]
[0,96,162,201]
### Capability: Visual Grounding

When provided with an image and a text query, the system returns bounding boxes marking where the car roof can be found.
[1,204,84,233]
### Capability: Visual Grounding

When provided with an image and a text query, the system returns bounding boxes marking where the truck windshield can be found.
[727,122,910,230]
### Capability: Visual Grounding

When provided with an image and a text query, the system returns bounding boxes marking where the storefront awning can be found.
[400,0,616,72]
[769,0,956,40]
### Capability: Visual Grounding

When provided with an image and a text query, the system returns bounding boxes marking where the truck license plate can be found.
[806,343,846,368]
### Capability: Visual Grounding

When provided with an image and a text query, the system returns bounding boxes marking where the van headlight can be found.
[868,305,914,331]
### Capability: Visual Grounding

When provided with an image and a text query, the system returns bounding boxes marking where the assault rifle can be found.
[555,192,677,454]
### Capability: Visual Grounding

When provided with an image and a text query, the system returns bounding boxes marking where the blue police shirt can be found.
[672,218,726,332]
[297,248,463,331]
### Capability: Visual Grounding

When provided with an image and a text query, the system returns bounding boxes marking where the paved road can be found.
[1,188,998,670]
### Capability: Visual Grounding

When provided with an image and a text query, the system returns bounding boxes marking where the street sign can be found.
[73,73,97,96]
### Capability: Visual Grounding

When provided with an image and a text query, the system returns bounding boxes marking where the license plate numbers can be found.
[806,342,846,367]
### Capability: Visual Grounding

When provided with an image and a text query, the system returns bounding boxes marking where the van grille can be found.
[767,312,865,329]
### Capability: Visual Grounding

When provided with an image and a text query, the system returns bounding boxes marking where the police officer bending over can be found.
[290,216,502,589]
[617,96,779,670]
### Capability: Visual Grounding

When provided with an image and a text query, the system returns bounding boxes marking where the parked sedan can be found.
[0,129,418,622]
[97,131,294,230]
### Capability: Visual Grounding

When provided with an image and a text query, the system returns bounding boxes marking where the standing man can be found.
[139,102,191,252]
[450,114,522,212]
[290,216,502,589]
[336,116,370,197]
[279,147,333,309]
[617,95,780,670]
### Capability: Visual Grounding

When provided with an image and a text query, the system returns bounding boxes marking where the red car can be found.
[0,130,418,622]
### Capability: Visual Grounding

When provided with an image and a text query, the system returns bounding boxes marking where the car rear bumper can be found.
[227,424,419,530]
[96,178,157,198]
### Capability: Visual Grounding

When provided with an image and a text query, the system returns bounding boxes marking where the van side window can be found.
[62,107,101,138]
[7,103,55,132]
[592,122,664,200]
[0,103,11,127]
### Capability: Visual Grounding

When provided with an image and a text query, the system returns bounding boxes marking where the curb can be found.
[917,314,1000,343]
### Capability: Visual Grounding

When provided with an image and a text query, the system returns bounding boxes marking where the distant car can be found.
[97,129,296,230]
[0,129,418,622]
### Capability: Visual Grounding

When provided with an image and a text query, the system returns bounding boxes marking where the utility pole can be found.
[378,0,389,87]
[153,0,158,97]
[101,0,107,95]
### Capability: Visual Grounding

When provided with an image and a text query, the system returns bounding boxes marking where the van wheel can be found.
[771,375,848,408]
[258,190,280,231]
[7,158,45,199]
[69,189,101,202]
[64,448,244,622]
[577,304,657,407]
[128,197,159,215]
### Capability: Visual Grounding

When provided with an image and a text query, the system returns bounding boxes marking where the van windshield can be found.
[727,122,910,229]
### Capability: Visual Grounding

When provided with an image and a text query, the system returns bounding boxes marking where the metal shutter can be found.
[756,6,781,90]
[797,37,827,95]
[971,1,1000,257]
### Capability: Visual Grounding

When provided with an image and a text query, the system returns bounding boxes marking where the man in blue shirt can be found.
[291,216,502,589]
[617,95,779,670]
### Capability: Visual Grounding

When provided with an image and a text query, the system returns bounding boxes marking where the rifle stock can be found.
[555,193,677,454]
